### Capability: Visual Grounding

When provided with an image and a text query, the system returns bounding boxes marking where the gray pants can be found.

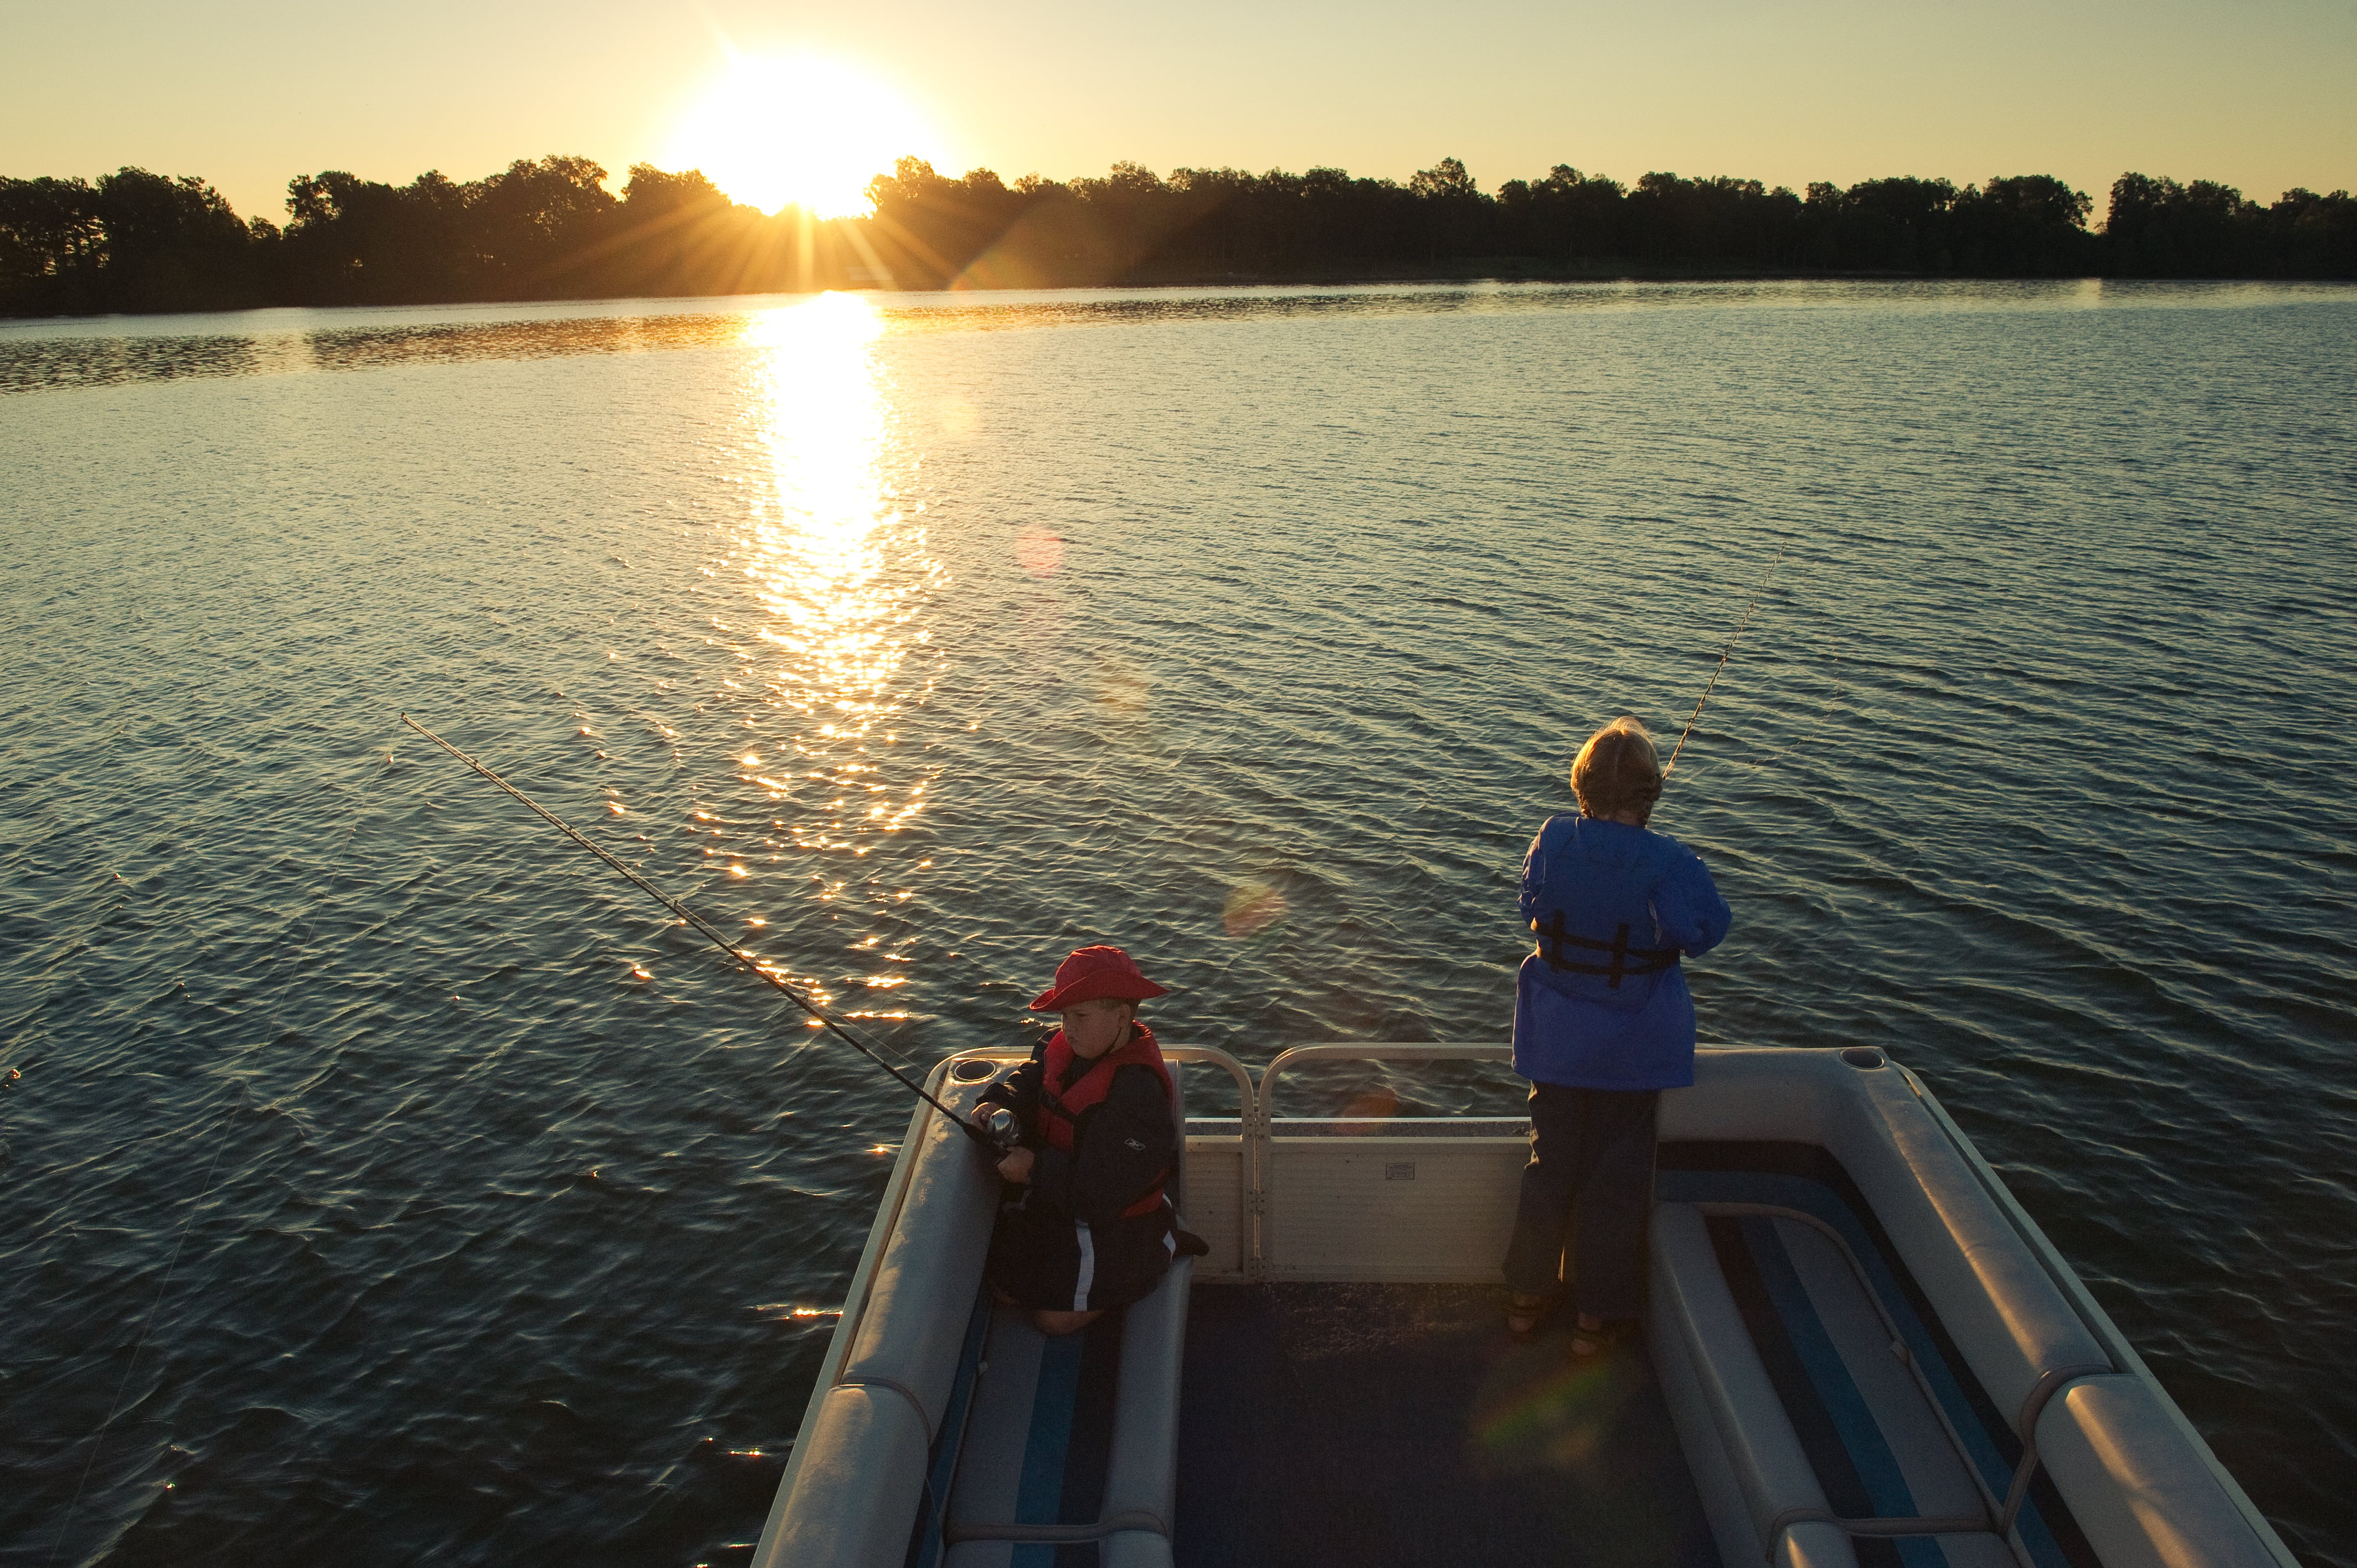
[1500,1083,1659,1319]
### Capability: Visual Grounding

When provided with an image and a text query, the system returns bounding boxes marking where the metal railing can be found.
[944,1041,1526,1283]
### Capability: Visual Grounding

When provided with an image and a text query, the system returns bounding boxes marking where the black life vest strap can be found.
[1541,910,1680,989]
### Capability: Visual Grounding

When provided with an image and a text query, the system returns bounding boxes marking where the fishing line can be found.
[1733,638,1845,774]
[399,713,987,1144]
[1666,541,1789,775]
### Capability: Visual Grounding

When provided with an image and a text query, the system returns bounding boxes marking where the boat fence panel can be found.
[1253,1044,1524,1282]
[1176,1138,1246,1280]
[1262,1136,1528,1280]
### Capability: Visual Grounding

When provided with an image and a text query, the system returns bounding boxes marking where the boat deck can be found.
[1175,1284,1717,1568]
[760,1048,2297,1568]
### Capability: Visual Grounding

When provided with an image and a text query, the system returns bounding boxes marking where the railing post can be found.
[1243,1087,1271,1282]
[1160,1045,1262,1283]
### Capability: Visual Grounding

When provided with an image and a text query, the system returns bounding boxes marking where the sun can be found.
[668,54,941,219]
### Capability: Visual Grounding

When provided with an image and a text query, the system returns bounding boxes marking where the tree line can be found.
[2,153,2350,317]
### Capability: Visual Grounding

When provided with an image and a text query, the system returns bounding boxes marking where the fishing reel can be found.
[978,1105,1022,1155]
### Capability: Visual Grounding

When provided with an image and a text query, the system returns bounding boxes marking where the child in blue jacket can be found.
[1506,716,1731,1355]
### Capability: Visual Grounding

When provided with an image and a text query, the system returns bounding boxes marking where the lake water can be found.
[3,280,2351,1567]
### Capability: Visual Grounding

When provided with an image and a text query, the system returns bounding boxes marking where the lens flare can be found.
[1015,528,1063,577]
[1223,881,1288,937]
[1098,657,1150,713]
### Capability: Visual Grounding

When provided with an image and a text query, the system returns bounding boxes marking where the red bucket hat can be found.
[1029,945,1170,1012]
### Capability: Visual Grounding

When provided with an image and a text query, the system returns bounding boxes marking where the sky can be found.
[6,0,2353,223]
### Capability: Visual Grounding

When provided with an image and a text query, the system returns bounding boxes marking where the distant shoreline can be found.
[15,265,2354,328]
[5,156,2350,318]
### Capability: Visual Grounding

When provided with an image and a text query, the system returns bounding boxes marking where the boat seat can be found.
[939,1256,1193,1567]
[766,1058,1196,1568]
[1651,1201,2018,1568]
[2033,1376,2282,1568]
[929,1061,1196,1568]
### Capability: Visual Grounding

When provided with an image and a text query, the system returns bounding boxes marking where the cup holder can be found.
[951,1058,1001,1082]
[1840,1047,1886,1070]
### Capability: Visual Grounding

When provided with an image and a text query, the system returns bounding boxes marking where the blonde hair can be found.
[1570,716,1664,818]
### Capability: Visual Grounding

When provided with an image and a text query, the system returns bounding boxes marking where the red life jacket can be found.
[1036,1023,1174,1221]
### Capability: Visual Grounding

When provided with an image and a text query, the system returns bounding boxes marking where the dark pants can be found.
[1500,1083,1660,1320]
[987,1192,1173,1314]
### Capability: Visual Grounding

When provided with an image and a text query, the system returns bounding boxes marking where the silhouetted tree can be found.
[1409,157,1475,199]
[0,176,105,313]
[1795,177,1958,270]
[1949,176,2096,275]
[4,151,2351,317]
[0,168,256,312]
[1494,166,1627,260]
[2253,188,2357,278]
[2106,173,2257,277]
[1623,173,1802,266]
[1408,157,1485,257]
[282,169,462,303]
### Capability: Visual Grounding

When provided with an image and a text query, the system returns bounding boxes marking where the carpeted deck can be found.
[1174,1284,1718,1568]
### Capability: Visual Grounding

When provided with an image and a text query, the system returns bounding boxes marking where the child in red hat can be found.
[975,945,1181,1335]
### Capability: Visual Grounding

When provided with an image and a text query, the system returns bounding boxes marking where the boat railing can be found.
[1163,1041,1525,1283]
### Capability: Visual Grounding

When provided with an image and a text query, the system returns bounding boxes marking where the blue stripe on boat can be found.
[1708,1214,1903,1568]
[1013,1332,1086,1567]
[1742,1215,1945,1568]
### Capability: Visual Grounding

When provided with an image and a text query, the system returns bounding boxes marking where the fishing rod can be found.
[1665,540,1789,775]
[399,713,995,1149]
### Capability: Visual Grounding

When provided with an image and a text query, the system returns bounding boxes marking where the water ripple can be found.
[2,279,2353,1567]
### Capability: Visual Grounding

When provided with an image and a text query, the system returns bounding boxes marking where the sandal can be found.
[1506,1292,1557,1342]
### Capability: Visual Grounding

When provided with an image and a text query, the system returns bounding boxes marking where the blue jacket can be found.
[1513,814,1732,1090]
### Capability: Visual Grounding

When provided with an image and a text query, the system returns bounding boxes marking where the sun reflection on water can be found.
[719,292,943,970]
